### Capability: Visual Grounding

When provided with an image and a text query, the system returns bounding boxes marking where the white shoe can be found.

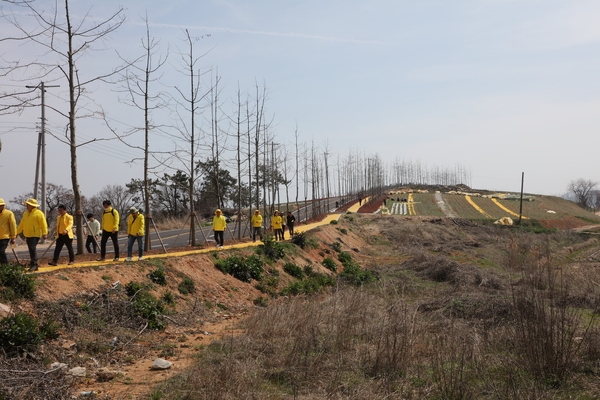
[138,256,143,261]
[125,257,132,262]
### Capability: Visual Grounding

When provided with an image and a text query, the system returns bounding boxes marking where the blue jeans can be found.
[127,235,143,258]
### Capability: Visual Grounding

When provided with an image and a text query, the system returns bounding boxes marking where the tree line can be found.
[0,1,471,252]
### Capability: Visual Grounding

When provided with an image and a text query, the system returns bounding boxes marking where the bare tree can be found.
[568,179,598,209]
[2,0,128,254]
[171,29,211,246]
[111,16,169,251]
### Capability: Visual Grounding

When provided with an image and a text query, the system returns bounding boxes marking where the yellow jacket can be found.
[212,215,227,231]
[128,213,145,236]
[56,213,74,239]
[0,209,17,240]
[251,214,263,228]
[17,208,48,238]
[271,215,283,230]
[102,207,120,232]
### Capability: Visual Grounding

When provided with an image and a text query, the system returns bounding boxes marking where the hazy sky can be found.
[1,0,600,206]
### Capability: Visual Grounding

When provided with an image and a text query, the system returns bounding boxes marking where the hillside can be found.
[1,204,600,398]
[383,187,600,228]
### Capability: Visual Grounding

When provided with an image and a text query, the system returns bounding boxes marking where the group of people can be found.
[212,208,296,248]
[210,208,297,248]
[248,209,296,243]
[0,198,146,271]
[1,197,302,269]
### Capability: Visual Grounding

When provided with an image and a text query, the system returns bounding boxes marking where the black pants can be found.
[287,222,295,237]
[53,234,74,263]
[100,230,119,259]
[86,235,98,253]
[252,227,262,242]
[0,239,8,265]
[25,237,40,267]
[214,230,224,246]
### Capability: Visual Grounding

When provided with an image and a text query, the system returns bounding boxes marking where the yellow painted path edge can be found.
[407,193,416,216]
[35,200,365,274]
[465,195,493,219]
[491,198,529,219]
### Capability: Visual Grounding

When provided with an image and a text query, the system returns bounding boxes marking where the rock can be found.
[68,366,86,377]
[96,368,120,382]
[151,358,172,370]
[0,303,13,318]
[50,362,68,371]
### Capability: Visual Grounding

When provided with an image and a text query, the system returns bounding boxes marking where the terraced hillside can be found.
[382,188,600,228]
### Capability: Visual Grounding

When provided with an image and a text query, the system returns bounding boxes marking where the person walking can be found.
[126,207,145,261]
[85,213,101,254]
[0,198,17,265]
[251,209,263,242]
[48,205,74,266]
[271,210,284,241]
[286,211,296,238]
[98,200,120,262]
[212,209,227,248]
[17,198,48,271]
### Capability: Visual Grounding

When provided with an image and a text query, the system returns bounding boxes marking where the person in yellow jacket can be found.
[212,209,227,247]
[126,207,145,261]
[17,198,48,271]
[271,210,284,241]
[48,205,74,266]
[251,209,263,242]
[98,200,120,262]
[0,198,17,265]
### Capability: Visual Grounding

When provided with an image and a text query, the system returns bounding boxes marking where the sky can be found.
[1,0,600,207]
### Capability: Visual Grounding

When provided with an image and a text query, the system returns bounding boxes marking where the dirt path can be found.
[434,192,458,218]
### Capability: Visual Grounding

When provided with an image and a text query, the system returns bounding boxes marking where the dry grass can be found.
[153,217,600,399]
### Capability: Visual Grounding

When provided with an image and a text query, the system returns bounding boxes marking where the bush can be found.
[331,241,342,253]
[338,228,348,235]
[330,219,339,225]
[280,272,335,296]
[261,235,286,261]
[322,257,337,272]
[290,232,318,250]
[0,264,36,300]
[215,255,265,283]
[178,277,195,295]
[132,292,165,330]
[162,291,175,305]
[256,275,279,296]
[0,313,43,355]
[125,281,144,297]
[339,263,378,286]
[338,251,353,265]
[148,268,167,286]
[254,296,269,307]
[283,262,304,279]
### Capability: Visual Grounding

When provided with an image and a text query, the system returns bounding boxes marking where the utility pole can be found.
[26,82,59,220]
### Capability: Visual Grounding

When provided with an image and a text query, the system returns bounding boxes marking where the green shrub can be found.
[132,292,165,330]
[39,318,61,340]
[125,281,144,297]
[0,264,36,299]
[339,263,378,286]
[303,264,314,276]
[261,235,285,260]
[178,277,195,295]
[338,228,348,235]
[280,272,335,296]
[162,291,175,305]
[283,262,304,279]
[322,257,337,272]
[331,241,342,253]
[338,251,353,266]
[215,255,264,283]
[330,219,339,225]
[253,296,269,307]
[290,232,318,250]
[148,268,167,286]
[0,313,43,355]
[256,275,279,296]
